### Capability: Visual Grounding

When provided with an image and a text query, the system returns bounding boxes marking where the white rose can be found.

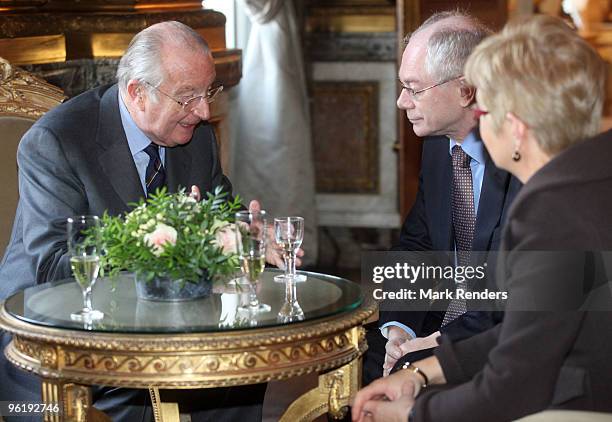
[143,223,177,256]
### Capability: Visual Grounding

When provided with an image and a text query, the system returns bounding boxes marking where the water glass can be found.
[273,217,306,283]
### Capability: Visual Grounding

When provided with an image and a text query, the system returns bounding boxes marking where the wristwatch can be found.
[408,408,416,422]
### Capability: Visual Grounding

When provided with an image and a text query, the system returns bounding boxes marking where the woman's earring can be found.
[512,150,521,162]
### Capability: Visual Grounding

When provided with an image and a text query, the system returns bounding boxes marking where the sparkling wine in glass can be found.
[236,210,271,314]
[273,217,306,283]
[68,215,104,321]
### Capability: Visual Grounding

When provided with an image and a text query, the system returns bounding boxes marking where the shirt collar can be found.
[448,130,485,164]
[118,91,155,157]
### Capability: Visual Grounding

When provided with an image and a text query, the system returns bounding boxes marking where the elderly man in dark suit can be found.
[363,11,521,384]
[0,21,272,421]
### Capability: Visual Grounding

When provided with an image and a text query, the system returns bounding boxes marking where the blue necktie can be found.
[143,143,166,197]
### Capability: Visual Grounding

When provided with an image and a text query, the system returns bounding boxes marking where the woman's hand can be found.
[352,369,422,422]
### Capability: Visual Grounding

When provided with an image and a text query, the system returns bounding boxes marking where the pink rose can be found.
[214,223,239,255]
[144,223,177,256]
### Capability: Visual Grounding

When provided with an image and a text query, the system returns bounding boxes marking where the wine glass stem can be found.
[285,252,297,278]
[82,287,93,312]
[284,278,297,304]
[248,282,260,309]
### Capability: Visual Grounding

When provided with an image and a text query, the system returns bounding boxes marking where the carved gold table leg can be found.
[41,379,62,422]
[149,388,180,422]
[279,357,362,422]
[42,380,109,422]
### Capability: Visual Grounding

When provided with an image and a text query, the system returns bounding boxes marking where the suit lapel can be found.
[95,85,145,209]
[429,139,453,250]
[165,144,192,193]
[473,146,510,251]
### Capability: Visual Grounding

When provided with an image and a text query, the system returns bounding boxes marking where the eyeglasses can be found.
[144,81,224,113]
[473,107,489,119]
[399,75,463,100]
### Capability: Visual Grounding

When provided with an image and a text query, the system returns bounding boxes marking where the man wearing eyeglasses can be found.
[363,11,521,385]
[0,21,269,422]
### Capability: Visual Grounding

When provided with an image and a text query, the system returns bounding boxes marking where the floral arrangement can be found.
[96,187,242,283]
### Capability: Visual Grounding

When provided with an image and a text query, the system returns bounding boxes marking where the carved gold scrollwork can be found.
[14,337,58,369]
[57,331,357,387]
[0,56,65,119]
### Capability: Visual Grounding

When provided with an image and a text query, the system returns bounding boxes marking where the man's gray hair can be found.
[405,11,492,83]
[116,21,210,99]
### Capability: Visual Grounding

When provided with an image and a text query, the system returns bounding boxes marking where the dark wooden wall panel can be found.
[312,81,379,194]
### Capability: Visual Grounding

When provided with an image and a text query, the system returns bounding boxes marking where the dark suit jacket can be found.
[414,130,612,421]
[0,84,234,416]
[0,84,231,298]
[381,131,521,340]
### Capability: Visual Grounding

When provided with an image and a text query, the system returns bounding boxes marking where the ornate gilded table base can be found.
[279,357,361,422]
[27,358,361,422]
[1,302,376,421]
[147,357,361,422]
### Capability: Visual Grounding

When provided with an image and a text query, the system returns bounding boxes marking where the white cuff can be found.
[380,322,417,340]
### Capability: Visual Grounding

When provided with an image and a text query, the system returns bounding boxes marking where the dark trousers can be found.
[160,385,266,422]
[362,322,386,386]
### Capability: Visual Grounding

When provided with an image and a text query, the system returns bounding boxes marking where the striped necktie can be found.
[143,143,166,197]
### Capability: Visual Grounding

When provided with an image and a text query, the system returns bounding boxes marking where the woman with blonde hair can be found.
[353,14,612,422]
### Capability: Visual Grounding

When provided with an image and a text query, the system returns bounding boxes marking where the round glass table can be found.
[0,269,376,422]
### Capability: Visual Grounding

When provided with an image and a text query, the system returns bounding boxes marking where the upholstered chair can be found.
[0,57,65,257]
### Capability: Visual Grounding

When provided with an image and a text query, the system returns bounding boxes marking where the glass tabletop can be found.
[3,269,362,333]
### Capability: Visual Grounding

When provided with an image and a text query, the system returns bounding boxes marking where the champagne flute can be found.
[236,210,271,314]
[68,215,104,321]
[273,217,307,283]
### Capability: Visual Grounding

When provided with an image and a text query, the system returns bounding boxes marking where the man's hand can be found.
[399,331,441,355]
[189,185,201,201]
[359,395,415,422]
[383,327,411,377]
[248,200,304,268]
[352,369,421,422]
[190,190,305,268]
